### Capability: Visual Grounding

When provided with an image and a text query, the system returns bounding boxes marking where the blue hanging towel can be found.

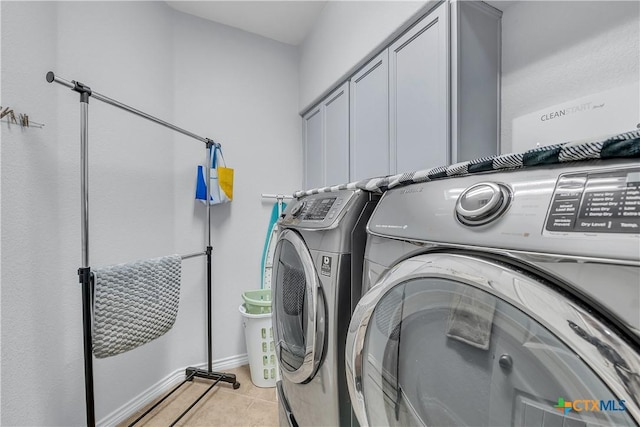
[261,202,286,289]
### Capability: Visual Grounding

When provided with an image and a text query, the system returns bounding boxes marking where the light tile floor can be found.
[120,365,278,427]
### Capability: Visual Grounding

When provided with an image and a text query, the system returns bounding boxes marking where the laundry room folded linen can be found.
[92,255,182,359]
[446,288,497,351]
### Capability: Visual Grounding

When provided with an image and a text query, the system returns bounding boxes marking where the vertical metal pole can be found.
[206,145,212,247]
[205,143,213,373]
[81,102,89,267]
[80,93,95,427]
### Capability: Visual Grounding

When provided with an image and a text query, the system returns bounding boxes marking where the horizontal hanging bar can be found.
[46,71,210,144]
[261,193,293,200]
[86,252,205,269]
[181,251,206,260]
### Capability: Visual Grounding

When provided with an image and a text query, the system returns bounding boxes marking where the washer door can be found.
[346,253,640,426]
[272,229,325,384]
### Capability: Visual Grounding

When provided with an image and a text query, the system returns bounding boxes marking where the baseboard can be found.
[98,353,249,427]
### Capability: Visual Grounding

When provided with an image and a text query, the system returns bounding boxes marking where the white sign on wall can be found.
[512,83,640,152]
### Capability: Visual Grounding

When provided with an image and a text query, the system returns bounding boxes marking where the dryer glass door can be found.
[272,229,325,384]
[346,253,640,427]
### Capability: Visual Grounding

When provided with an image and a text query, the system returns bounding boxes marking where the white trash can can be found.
[239,304,279,387]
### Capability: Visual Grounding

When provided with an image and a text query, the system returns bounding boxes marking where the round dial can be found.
[455,182,511,226]
[291,201,306,218]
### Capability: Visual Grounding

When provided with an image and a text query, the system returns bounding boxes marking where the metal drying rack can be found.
[46,71,240,427]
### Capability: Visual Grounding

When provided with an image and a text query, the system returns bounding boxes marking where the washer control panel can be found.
[282,191,356,228]
[302,197,337,220]
[545,167,640,233]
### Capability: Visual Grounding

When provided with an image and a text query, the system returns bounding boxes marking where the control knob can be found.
[455,182,511,226]
[291,201,306,218]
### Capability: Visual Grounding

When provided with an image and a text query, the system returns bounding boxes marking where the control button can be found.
[456,182,512,227]
[545,214,576,231]
[574,220,613,232]
[554,190,584,200]
[549,200,579,215]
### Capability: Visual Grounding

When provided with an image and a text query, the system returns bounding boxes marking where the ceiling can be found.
[166,1,510,47]
[165,1,328,46]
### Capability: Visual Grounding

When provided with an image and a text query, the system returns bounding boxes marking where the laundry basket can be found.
[239,303,279,387]
[242,289,272,314]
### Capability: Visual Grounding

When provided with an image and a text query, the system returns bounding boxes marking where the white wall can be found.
[169,6,301,369]
[298,0,430,112]
[1,1,300,425]
[1,2,71,424]
[500,0,640,153]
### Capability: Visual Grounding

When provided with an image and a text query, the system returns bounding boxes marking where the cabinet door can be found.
[323,82,350,186]
[451,1,501,162]
[350,51,389,182]
[303,106,323,189]
[389,3,448,174]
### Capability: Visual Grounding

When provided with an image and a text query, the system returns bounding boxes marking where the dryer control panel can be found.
[545,167,640,234]
[368,160,639,262]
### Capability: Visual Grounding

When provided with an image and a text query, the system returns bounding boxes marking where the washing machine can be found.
[273,189,379,427]
[346,159,640,426]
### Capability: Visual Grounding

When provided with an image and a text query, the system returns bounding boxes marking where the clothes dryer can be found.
[347,159,640,426]
[273,189,379,427]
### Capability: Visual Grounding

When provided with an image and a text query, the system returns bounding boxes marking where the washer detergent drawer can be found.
[346,253,640,427]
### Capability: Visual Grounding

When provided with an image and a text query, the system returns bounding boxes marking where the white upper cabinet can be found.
[301,1,502,189]
[303,83,350,189]
[303,105,323,190]
[349,51,390,182]
[389,4,448,174]
[323,83,350,187]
